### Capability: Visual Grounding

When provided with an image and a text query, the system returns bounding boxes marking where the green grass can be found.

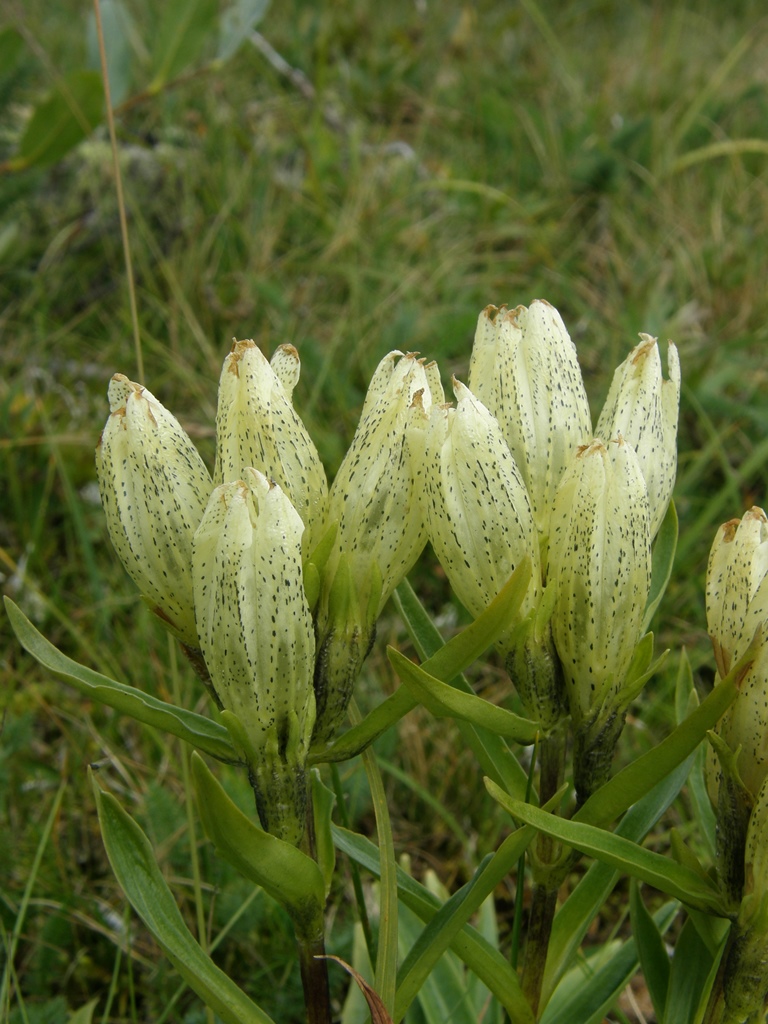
[2,0,768,1020]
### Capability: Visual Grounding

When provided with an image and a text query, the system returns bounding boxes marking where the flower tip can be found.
[450,376,471,401]
[107,373,137,412]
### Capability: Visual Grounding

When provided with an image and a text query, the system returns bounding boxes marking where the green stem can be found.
[297,932,333,1024]
[330,762,376,964]
[296,780,333,1024]
[521,727,567,1017]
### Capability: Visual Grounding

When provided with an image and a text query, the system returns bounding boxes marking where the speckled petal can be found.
[468,300,592,539]
[595,336,681,538]
[421,379,539,627]
[325,352,432,616]
[270,343,301,397]
[707,509,768,675]
[95,374,212,646]
[213,340,328,553]
[312,352,436,742]
[706,507,768,804]
[192,470,315,759]
[549,437,652,724]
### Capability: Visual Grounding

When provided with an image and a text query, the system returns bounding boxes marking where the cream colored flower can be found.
[192,470,315,843]
[96,374,212,647]
[214,340,328,555]
[595,335,680,538]
[468,300,592,540]
[550,437,652,725]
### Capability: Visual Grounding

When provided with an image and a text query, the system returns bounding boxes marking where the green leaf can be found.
[68,999,99,1024]
[540,903,678,1024]
[389,647,540,744]
[643,498,678,632]
[315,570,533,802]
[397,895,480,1024]
[489,788,724,914]
[150,0,219,91]
[394,854,522,1022]
[310,686,415,764]
[190,754,325,938]
[86,0,137,106]
[218,0,270,62]
[11,71,103,170]
[541,760,692,1008]
[664,917,717,1024]
[332,826,534,1024]
[575,673,738,828]
[630,881,670,1021]
[5,598,238,764]
[92,777,276,1024]
[674,646,698,726]
[393,577,531,798]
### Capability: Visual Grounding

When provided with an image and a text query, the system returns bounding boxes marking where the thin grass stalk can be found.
[0,778,67,1007]
[92,0,143,383]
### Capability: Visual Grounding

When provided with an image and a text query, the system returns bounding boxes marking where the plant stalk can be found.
[521,726,567,1017]
[297,785,333,1024]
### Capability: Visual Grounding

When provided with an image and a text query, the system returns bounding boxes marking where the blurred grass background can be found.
[1,0,768,1020]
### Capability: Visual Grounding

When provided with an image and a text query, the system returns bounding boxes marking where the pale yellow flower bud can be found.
[415,379,564,724]
[550,437,652,723]
[595,335,680,538]
[214,340,328,555]
[420,378,539,629]
[468,300,592,539]
[95,374,212,647]
[192,470,315,844]
[325,351,441,619]
[550,437,652,800]
[313,352,442,742]
[706,508,768,804]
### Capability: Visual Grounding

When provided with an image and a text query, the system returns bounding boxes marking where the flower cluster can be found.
[97,301,681,834]
[97,342,429,843]
[411,301,680,799]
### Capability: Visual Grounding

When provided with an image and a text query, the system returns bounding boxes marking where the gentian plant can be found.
[6,299,766,1024]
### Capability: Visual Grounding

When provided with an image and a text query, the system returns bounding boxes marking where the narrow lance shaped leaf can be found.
[388,646,540,744]
[191,754,325,940]
[4,597,238,764]
[486,783,725,915]
[92,776,276,1024]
